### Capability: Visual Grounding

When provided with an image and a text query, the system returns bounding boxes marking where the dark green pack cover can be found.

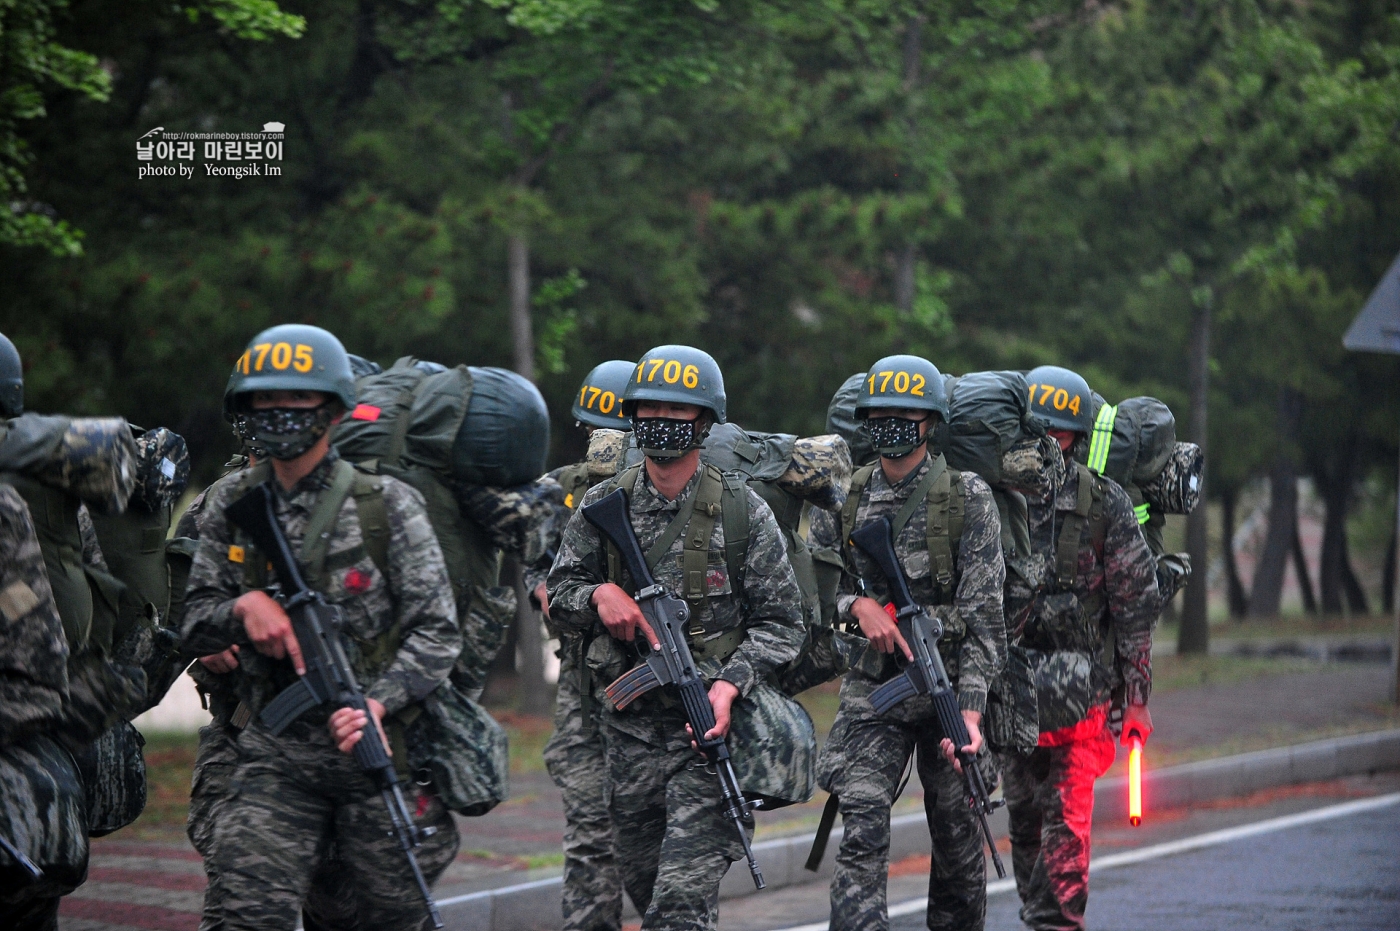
[1083,395,1176,489]
[334,357,549,488]
[827,373,876,467]
[938,370,1044,486]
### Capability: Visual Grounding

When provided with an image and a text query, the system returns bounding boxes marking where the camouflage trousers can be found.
[204,720,459,931]
[605,723,749,931]
[544,650,623,931]
[1001,723,1116,931]
[816,673,990,931]
[188,722,240,931]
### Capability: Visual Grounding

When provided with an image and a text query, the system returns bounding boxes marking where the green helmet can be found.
[1025,365,1093,434]
[572,360,634,429]
[854,354,949,420]
[223,324,356,420]
[0,332,22,418]
[623,345,726,423]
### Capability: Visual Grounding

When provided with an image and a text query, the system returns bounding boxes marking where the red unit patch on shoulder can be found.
[351,404,381,421]
[343,568,373,594]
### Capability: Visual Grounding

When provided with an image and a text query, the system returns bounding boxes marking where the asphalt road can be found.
[726,774,1400,931]
[928,793,1400,931]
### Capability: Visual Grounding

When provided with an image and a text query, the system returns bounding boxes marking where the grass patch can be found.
[1151,653,1321,692]
[127,730,200,837]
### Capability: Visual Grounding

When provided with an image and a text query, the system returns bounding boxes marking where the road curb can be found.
[438,728,1400,930]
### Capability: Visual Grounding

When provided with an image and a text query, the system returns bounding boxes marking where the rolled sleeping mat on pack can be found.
[0,414,137,514]
[1140,441,1203,515]
[623,423,853,512]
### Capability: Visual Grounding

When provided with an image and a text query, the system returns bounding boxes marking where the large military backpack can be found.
[1078,394,1202,601]
[332,356,551,691]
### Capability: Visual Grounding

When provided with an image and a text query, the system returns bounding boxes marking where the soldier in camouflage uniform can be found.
[0,484,77,931]
[0,331,146,930]
[523,360,633,931]
[1001,366,1159,931]
[180,325,461,931]
[818,355,1006,931]
[548,346,805,931]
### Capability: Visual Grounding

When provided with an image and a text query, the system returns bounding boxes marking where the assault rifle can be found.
[583,488,767,891]
[849,516,1007,879]
[225,482,443,929]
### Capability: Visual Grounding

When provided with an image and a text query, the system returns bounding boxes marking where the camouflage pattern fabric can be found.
[832,454,1006,713]
[543,645,624,931]
[775,434,852,511]
[586,428,628,479]
[998,435,1065,502]
[130,426,192,513]
[210,721,459,930]
[180,449,461,929]
[0,734,90,908]
[1002,721,1116,931]
[455,478,562,566]
[188,721,240,931]
[32,417,138,514]
[1140,441,1203,516]
[821,451,1006,931]
[605,726,748,931]
[547,465,805,930]
[76,505,109,572]
[534,456,626,931]
[999,460,1158,931]
[0,484,69,745]
[1004,466,1159,717]
[817,674,997,931]
[453,584,515,696]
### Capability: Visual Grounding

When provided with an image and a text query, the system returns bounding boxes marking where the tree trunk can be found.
[504,231,549,713]
[1221,485,1248,619]
[894,243,916,313]
[508,232,535,381]
[1316,432,1363,616]
[1248,388,1303,618]
[510,559,550,715]
[1179,302,1211,653]
[1291,522,1318,616]
[1384,526,1396,616]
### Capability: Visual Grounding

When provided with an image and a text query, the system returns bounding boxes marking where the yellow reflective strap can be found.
[1087,404,1117,475]
[1134,502,1150,524]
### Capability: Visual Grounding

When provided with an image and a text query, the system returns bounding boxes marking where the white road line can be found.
[767,791,1400,931]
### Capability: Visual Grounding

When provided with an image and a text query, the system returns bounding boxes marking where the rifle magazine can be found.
[259,678,322,734]
[605,663,661,710]
[870,672,920,715]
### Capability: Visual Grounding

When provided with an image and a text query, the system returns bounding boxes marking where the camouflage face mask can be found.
[632,416,701,460]
[865,415,925,459]
[238,405,337,461]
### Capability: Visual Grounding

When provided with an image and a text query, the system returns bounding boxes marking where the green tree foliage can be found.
[0,0,1396,593]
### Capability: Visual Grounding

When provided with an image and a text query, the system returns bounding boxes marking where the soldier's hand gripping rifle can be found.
[582,488,767,891]
[225,482,444,929]
[849,516,1007,879]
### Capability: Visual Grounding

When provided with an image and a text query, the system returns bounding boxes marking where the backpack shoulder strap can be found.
[840,464,878,546]
[1055,461,1096,588]
[602,464,644,586]
[720,473,750,602]
[350,468,391,579]
[678,465,725,604]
